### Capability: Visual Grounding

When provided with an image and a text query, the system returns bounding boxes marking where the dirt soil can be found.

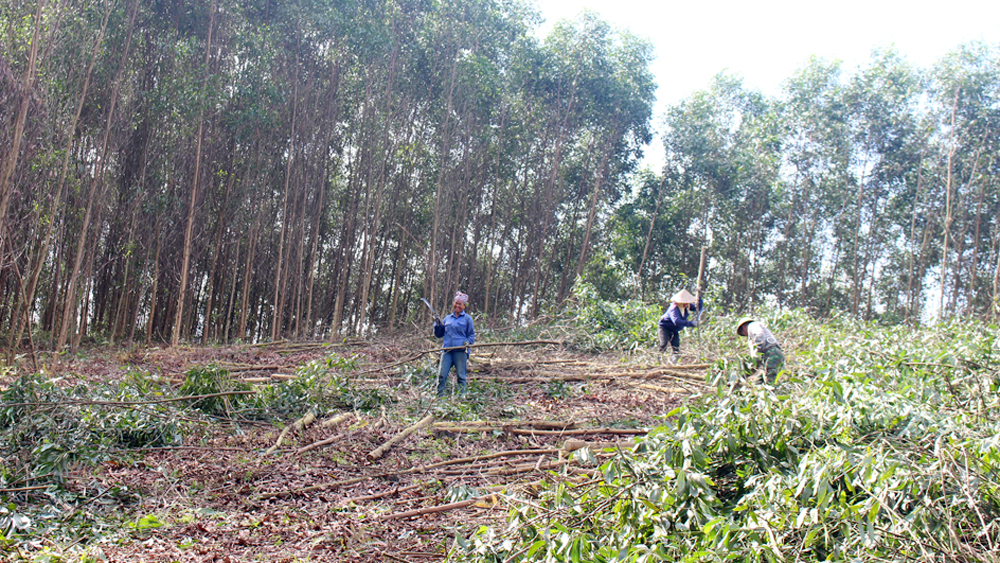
[9,337,705,562]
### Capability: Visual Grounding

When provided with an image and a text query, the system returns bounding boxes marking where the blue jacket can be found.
[434,311,475,350]
[658,299,703,331]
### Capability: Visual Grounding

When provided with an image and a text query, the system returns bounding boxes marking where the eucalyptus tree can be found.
[929,42,1000,320]
[658,74,782,311]
[0,0,46,236]
[512,13,654,317]
[836,49,922,320]
[775,57,851,312]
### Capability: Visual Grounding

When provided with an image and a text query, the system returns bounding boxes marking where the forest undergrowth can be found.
[0,292,997,562]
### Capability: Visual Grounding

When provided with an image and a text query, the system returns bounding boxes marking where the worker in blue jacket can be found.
[434,292,476,396]
[658,289,703,363]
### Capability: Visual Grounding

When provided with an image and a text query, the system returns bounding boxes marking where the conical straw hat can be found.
[671,289,696,303]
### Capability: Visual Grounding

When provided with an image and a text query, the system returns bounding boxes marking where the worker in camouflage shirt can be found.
[736,317,784,384]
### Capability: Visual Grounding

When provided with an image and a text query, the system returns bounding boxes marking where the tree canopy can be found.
[1,0,998,351]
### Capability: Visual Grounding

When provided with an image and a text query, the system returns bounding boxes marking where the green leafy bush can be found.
[1,370,182,484]
[570,282,662,352]
[178,365,253,417]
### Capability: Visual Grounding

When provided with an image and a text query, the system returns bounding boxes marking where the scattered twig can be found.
[343,483,422,505]
[0,485,50,493]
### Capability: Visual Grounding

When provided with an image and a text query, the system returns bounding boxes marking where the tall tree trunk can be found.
[530,67,580,318]
[72,221,102,351]
[238,213,260,340]
[636,177,666,296]
[0,0,46,230]
[574,125,617,281]
[222,239,240,341]
[110,177,142,344]
[303,58,341,338]
[966,178,986,315]
[271,53,299,341]
[939,92,959,322]
[146,219,162,345]
[202,153,237,343]
[357,48,399,335]
[992,213,1000,320]
[429,50,461,313]
[55,0,127,350]
[849,166,868,316]
[9,0,121,350]
[173,0,216,347]
[905,161,925,322]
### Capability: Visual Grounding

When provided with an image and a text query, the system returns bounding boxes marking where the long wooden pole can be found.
[695,246,709,304]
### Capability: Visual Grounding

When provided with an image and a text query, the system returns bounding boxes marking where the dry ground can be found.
[5,336,711,562]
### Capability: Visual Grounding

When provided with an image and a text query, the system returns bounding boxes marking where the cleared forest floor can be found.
[7,337,710,562]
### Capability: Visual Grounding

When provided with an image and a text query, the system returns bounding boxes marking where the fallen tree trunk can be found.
[367,413,435,462]
[379,494,501,521]
[260,475,370,499]
[563,439,635,452]
[488,459,571,476]
[295,414,354,454]
[632,383,687,394]
[265,411,316,455]
[263,447,563,499]
[483,371,708,387]
[630,363,711,371]
[319,413,352,428]
[432,420,579,430]
[432,425,646,437]
[359,340,565,374]
[412,449,561,472]
[217,364,284,372]
[3,390,257,409]
[296,431,348,455]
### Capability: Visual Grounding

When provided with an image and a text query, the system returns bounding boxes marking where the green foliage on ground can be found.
[456,315,1000,562]
[0,354,363,556]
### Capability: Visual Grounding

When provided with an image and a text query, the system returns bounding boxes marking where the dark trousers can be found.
[657,325,680,354]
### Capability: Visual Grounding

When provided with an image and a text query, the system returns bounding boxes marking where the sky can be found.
[533,0,1000,168]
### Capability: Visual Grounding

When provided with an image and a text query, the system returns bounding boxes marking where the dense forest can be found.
[1,0,999,352]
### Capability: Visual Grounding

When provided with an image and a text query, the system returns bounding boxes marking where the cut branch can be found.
[265,411,316,455]
[378,495,497,521]
[4,390,257,409]
[297,431,348,455]
[367,413,435,462]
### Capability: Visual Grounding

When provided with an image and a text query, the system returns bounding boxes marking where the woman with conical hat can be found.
[657,289,702,363]
[736,317,784,384]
